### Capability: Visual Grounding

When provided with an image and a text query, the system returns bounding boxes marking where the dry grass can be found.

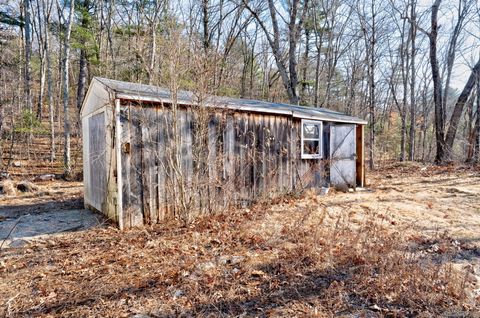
[0,164,479,317]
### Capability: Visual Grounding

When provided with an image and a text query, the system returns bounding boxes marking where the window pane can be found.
[303,140,320,155]
[303,123,320,139]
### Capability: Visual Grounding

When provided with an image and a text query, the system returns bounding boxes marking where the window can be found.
[301,119,323,159]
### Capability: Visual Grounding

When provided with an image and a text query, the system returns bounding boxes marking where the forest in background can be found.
[0,0,479,177]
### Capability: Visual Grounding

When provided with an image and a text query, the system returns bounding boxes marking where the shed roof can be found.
[91,77,368,125]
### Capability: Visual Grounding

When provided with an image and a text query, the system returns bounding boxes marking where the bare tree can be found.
[443,57,480,157]
[76,0,91,111]
[428,0,444,163]
[357,0,379,169]
[32,0,45,119]
[441,0,474,120]
[22,0,33,113]
[2,0,480,172]
[474,76,480,162]
[243,0,309,104]
[408,0,417,161]
[58,0,76,176]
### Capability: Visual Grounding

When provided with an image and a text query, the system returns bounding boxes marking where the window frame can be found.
[301,119,323,159]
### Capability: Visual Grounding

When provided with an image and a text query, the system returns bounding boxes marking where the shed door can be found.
[330,124,356,188]
[88,111,106,210]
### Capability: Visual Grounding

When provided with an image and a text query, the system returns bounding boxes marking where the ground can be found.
[0,163,479,317]
[0,181,100,248]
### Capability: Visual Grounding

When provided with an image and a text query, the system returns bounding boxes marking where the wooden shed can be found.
[80,77,367,229]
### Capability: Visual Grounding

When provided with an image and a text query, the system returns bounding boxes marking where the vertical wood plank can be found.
[207,114,218,212]
[120,105,132,228]
[113,102,344,225]
[156,107,166,222]
[246,113,255,201]
[224,114,234,203]
[88,112,107,211]
[216,112,227,209]
[131,107,145,226]
[356,124,365,187]
[140,107,160,224]
[255,115,260,195]
[282,116,290,192]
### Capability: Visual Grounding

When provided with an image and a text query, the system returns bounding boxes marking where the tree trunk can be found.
[465,95,475,162]
[313,8,324,108]
[76,0,91,111]
[23,0,33,112]
[399,18,408,162]
[267,0,298,104]
[202,0,209,51]
[248,38,256,99]
[147,21,157,84]
[441,0,471,120]
[147,0,161,85]
[368,0,376,170]
[287,0,300,105]
[44,0,55,162]
[47,36,55,162]
[62,0,76,177]
[300,27,310,104]
[408,0,416,161]
[313,41,322,107]
[0,104,3,169]
[400,117,407,161]
[430,0,444,163]
[243,0,308,105]
[77,48,87,111]
[474,78,480,163]
[33,0,46,120]
[37,59,45,119]
[443,57,480,160]
[106,0,116,78]
[240,40,248,98]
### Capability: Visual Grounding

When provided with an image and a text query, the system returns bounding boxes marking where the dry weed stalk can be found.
[134,29,303,225]
[0,195,475,317]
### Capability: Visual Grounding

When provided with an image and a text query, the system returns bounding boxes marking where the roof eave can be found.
[113,87,368,125]
[292,112,368,125]
[115,92,293,116]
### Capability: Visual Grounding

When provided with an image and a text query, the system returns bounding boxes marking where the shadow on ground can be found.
[0,198,83,218]
[0,199,103,247]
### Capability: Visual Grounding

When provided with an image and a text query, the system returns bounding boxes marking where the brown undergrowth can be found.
[1,186,477,317]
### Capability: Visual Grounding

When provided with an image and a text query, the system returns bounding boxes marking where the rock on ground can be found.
[0,180,16,195]
[16,181,38,193]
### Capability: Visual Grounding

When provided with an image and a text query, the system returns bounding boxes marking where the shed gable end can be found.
[81,78,113,117]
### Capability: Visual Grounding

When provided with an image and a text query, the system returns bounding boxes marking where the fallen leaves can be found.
[250,270,266,278]
[1,165,479,317]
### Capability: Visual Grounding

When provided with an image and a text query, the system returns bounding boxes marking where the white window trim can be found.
[301,119,323,159]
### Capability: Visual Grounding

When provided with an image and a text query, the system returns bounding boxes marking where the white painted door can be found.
[330,124,356,188]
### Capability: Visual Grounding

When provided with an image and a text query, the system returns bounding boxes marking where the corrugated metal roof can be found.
[95,77,368,125]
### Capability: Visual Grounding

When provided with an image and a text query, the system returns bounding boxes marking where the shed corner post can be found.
[356,124,365,188]
[115,98,124,230]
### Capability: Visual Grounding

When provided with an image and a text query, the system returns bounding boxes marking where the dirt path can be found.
[325,165,480,241]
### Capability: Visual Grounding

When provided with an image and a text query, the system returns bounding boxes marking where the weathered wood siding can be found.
[329,124,357,188]
[118,102,327,227]
[86,111,107,210]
